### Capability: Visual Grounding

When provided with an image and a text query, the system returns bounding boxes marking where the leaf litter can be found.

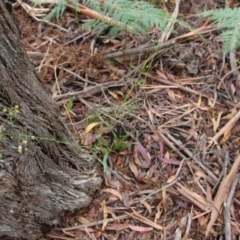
[13,0,240,239]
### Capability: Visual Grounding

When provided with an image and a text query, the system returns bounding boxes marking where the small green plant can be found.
[93,129,131,173]
[65,96,74,113]
[85,98,134,170]
[112,132,130,152]
[201,8,240,55]
[1,105,36,154]
[0,105,78,156]
[2,105,20,125]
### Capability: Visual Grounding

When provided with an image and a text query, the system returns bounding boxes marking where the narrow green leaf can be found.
[66,97,73,112]
[102,152,109,173]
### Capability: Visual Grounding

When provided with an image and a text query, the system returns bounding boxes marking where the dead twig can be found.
[206,154,240,237]
[159,0,180,43]
[104,24,216,60]
[144,73,218,103]
[224,173,239,240]
[207,109,240,148]
[59,214,131,231]
[141,158,187,202]
[104,39,176,59]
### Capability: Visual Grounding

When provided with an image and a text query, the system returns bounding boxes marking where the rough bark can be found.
[0,1,102,239]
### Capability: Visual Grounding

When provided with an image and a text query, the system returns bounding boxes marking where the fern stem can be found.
[66,2,135,33]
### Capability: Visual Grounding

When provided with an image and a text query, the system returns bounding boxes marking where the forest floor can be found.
[12,0,240,239]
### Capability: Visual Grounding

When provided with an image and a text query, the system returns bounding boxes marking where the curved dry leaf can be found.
[122,192,131,208]
[129,161,139,178]
[167,174,176,183]
[186,128,198,141]
[102,200,108,231]
[126,209,163,230]
[85,122,101,133]
[222,108,237,120]
[108,90,119,100]
[102,188,123,202]
[141,177,160,187]
[208,109,240,148]
[141,199,152,215]
[159,156,182,165]
[154,204,162,223]
[136,143,151,168]
[177,184,207,211]
[76,216,91,224]
[206,154,240,237]
[194,171,207,181]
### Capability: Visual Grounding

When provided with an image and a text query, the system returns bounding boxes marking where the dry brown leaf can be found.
[166,88,176,102]
[102,188,123,202]
[83,132,96,146]
[84,226,97,240]
[158,155,182,165]
[167,174,177,183]
[177,183,207,211]
[133,145,142,166]
[211,111,223,132]
[76,216,91,224]
[122,192,131,208]
[61,229,76,237]
[206,184,212,203]
[222,108,237,120]
[208,109,240,148]
[194,171,207,181]
[220,130,232,144]
[149,108,163,118]
[108,90,119,100]
[141,198,152,215]
[156,70,168,80]
[136,143,151,168]
[129,161,139,178]
[205,154,240,237]
[199,214,210,227]
[162,189,167,213]
[108,209,118,222]
[140,177,160,187]
[102,200,108,231]
[154,203,163,223]
[186,128,198,141]
[126,209,163,230]
[95,231,102,239]
[128,225,153,232]
[99,126,111,134]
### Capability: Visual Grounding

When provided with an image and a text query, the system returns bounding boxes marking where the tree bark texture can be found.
[0,1,102,239]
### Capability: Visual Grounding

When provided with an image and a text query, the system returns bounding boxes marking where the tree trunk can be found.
[0,1,102,239]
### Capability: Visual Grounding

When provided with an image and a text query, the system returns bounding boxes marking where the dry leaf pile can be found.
[12,0,240,239]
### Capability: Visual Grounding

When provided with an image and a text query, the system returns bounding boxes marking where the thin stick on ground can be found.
[207,109,240,148]
[141,158,187,202]
[224,173,240,240]
[59,214,131,231]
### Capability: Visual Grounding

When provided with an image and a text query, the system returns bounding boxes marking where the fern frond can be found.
[83,0,171,35]
[44,0,172,37]
[201,8,240,55]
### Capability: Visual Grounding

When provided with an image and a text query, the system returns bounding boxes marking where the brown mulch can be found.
[12,0,240,239]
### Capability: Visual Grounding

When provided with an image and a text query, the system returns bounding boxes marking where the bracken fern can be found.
[201,7,240,55]
[44,0,172,36]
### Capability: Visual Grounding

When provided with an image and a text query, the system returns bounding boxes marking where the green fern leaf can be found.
[201,8,240,55]
[44,0,173,37]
